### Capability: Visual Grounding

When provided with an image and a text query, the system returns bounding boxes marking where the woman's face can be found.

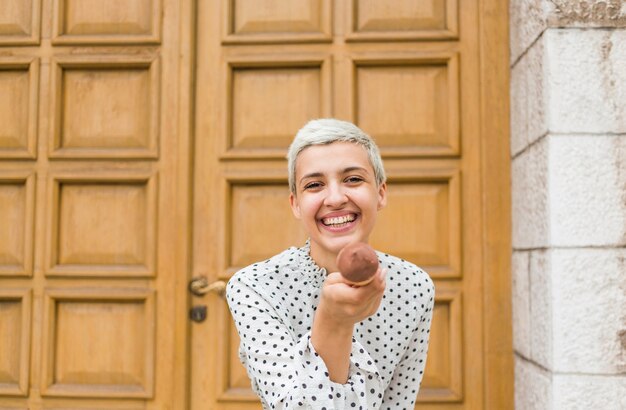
[289,142,387,267]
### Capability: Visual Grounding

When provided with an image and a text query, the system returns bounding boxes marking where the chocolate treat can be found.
[336,242,379,286]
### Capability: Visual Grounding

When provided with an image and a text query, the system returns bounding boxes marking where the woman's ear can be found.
[289,192,302,219]
[377,182,387,210]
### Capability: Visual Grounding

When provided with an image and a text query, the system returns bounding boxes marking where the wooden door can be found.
[191,1,512,410]
[0,0,192,408]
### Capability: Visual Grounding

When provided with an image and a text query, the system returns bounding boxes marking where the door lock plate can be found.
[189,305,207,322]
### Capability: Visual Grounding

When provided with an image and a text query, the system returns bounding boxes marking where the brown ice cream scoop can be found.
[336,242,379,286]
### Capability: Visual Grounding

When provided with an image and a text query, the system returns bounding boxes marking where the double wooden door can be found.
[0,0,512,409]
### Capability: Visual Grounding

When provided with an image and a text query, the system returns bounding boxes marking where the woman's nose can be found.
[324,183,348,207]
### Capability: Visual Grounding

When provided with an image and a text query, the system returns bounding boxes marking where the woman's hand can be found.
[318,267,387,326]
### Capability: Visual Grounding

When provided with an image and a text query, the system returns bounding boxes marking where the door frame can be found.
[477,0,513,407]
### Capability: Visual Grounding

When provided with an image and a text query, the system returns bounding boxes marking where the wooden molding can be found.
[479,0,514,408]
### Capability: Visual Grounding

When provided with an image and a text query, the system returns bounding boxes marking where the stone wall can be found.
[509,0,626,408]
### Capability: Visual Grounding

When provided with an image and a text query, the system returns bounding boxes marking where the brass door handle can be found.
[189,276,226,297]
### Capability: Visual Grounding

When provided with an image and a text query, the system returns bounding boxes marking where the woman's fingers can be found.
[320,268,387,323]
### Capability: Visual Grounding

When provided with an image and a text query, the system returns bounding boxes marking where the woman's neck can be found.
[309,244,339,274]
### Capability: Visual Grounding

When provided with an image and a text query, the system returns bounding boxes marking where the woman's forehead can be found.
[295,142,372,175]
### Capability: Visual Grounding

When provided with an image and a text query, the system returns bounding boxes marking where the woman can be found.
[226,118,434,409]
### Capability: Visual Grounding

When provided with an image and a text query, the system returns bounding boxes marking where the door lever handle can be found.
[189,276,227,297]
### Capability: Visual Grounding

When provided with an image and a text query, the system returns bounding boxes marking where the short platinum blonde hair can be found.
[287,119,386,194]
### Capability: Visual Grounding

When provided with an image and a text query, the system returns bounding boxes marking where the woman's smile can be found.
[319,212,359,231]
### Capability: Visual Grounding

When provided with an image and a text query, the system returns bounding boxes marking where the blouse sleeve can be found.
[227,276,386,410]
[381,277,435,408]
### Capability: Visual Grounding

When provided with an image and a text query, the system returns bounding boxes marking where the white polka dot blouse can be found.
[226,240,435,410]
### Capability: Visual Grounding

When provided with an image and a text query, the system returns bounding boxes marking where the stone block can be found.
[510,0,548,64]
[512,251,531,358]
[510,54,528,156]
[549,135,626,246]
[546,29,626,134]
[530,250,553,369]
[551,248,626,374]
[512,137,550,249]
[526,34,548,146]
[511,33,548,155]
[553,374,626,410]
[515,355,552,410]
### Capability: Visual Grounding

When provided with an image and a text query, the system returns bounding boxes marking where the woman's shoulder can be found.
[228,246,301,287]
[376,251,434,289]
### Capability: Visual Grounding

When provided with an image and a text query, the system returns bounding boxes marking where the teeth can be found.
[323,215,355,226]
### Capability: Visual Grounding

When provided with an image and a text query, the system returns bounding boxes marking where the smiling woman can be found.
[226,119,435,409]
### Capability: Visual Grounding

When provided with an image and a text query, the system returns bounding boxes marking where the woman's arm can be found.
[311,268,386,383]
[310,310,353,383]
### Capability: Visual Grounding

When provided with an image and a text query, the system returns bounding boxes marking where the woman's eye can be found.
[304,182,322,190]
[345,176,364,183]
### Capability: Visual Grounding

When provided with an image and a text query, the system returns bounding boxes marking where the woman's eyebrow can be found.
[299,172,324,182]
[343,166,369,174]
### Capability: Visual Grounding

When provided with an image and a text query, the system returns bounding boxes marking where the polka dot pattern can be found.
[226,240,435,409]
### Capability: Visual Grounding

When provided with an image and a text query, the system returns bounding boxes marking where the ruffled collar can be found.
[296,239,327,286]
